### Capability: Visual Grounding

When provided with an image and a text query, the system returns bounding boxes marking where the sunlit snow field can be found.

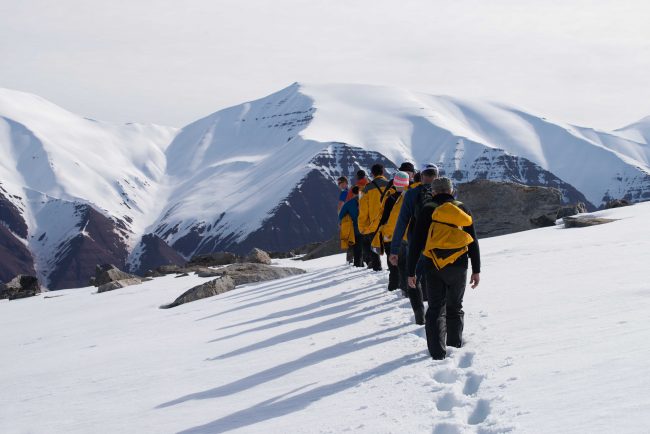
[2,202,650,433]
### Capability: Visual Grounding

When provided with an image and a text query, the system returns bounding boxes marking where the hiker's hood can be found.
[432,202,472,227]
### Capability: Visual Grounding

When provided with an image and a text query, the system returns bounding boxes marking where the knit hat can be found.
[398,162,415,173]
[431,177,453,193]
[421,163,439,175]
[393,171,410,188]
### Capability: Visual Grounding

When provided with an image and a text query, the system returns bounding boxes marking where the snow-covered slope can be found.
[0,88,178,287]
[2,84,649,288]
[151,83,650,261]
[2,202,649,433]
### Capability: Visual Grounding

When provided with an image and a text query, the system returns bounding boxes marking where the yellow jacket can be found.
[423,201,474,269]
[358,176,389,235]
[381,192,407,243]
[339,215,356,250]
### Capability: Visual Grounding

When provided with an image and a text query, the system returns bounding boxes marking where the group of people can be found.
[337,163,481,360]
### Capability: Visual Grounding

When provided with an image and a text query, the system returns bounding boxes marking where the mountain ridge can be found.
[1,84,649,288]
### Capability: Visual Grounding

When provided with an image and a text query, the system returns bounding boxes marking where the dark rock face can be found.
[130,234,185,276]
[94,264,139,287]
[556,203,588,219]
[0,224,36,283]
[0,275,41,300]
[245,248,272,265]
[0,190,35,283]
[188,252,239,267]
[161,276,236,308]
[456,180,563,238]
[47,205,130,290]
[0,190,28,238]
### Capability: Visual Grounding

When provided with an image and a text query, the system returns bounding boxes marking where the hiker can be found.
[358,163,389,271]
[346,169,370,202]
[407,177,480,360]
[377,171,410,291]
[338,186,363,267]
[388,163,439,323]
[337,176,349,213]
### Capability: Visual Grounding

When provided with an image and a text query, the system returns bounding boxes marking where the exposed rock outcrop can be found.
[0,275,41,300]
[97,278,145,293]
[188,252,239,267]
[161,276,236,308]
[220,263,305,285]
[604,199,631,209]
[161,263,306,308]
[300,237,342,261]
[456,180,563,238]
[94,264,140,287]
[563,216,617,228]
[245,248,272,265]
[556,203,588,219]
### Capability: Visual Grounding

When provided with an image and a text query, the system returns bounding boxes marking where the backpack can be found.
[412,183,433,227]
[423,201,474,270]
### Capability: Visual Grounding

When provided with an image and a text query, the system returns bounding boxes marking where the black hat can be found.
[398,162,415,173]
[356,169,366,178]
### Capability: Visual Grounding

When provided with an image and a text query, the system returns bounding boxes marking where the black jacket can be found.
[407,193,481,276]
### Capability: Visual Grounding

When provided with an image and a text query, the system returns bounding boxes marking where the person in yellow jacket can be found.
[338,186,363,267]
[377,171,410,291]
[358,163,389,271]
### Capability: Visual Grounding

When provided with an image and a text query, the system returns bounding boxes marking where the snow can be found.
[2,201,650,433]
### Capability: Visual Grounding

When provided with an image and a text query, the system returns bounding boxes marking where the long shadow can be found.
[217,267,364,305]
[210,302,394,360]
[208,292,383,344]
[216,271,325,301]
[196,270,376,321]
[156,325,408,409]
[176,352,428,433]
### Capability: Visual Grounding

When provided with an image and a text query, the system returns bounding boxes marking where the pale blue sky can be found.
[1,0,648,130]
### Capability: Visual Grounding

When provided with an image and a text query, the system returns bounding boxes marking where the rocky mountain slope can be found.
[1,84,649,288]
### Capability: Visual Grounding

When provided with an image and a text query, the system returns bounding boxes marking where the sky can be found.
[1,0,649,130]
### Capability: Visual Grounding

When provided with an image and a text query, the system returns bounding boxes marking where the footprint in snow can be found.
[433,369,458,384]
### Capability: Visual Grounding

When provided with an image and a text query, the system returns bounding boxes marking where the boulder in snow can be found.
[221,263,305,285]
[244,248,272,265]
[556,203,588,219]
[188,252,239,267]
[161,275,236,308]
[97,278,146,293]
[563,216,617,228]
[0,275,41,300]
[94,264,139,287]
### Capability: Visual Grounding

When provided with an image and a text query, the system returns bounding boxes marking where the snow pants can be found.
[362,234,382,271]
[424,261,467,359]
[352,238,364,267]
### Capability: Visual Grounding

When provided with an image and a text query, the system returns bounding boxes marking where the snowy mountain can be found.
[0,88,178,288]
[2,84,650,289]
[2,202,650,433]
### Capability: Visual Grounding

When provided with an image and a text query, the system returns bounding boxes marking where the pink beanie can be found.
[393,171,409,188]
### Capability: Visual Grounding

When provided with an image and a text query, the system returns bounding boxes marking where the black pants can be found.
[384,243,401,290]
[424,261,467,359]
[352,239,363,267]
[362,234,382,271]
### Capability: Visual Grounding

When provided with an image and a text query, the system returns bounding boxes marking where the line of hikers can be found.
[337,163,481,360]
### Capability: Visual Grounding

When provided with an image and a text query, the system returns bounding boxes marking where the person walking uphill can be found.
[407,177,481,360]
[358,163,389,271]
[338,186,363,267]
[377,171,410,292]
[389,163,439,323]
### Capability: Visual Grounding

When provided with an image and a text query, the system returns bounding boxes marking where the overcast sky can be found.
[1,0,649,130]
